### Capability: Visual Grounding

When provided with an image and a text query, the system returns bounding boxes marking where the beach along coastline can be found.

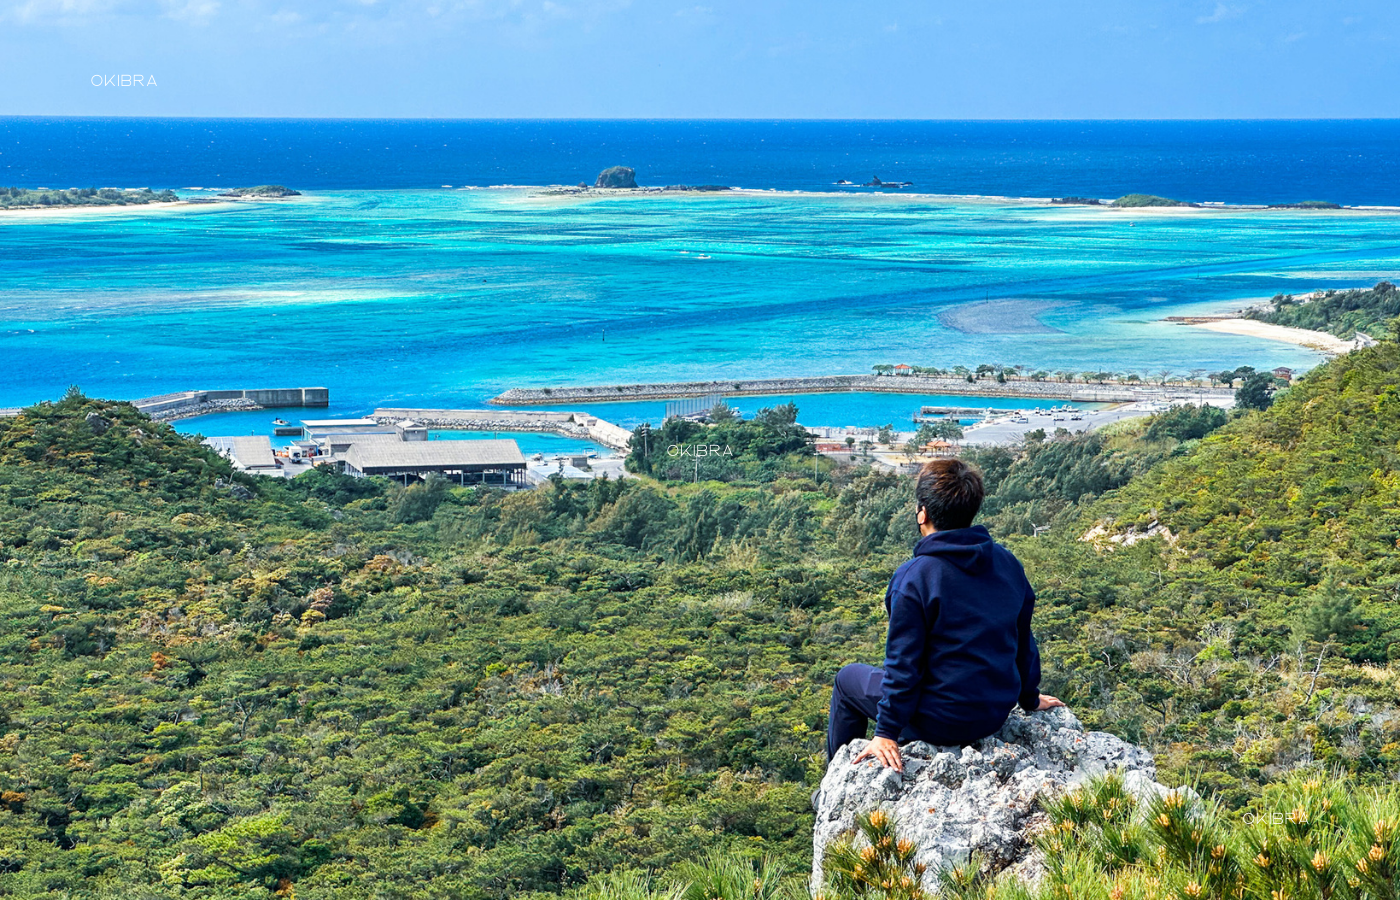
[1165,316,1374,353]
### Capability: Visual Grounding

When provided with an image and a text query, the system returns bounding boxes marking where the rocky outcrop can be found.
[85,412,112,435]
[595,166,638,188]
[811,708,1174,892]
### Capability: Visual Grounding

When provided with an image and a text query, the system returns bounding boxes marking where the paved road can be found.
[526,455,630,484]
[962,398,1233,446]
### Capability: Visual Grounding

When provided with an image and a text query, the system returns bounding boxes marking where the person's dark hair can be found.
[915,458,984,530]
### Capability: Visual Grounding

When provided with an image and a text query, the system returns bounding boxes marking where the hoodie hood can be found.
[912,525,996,574]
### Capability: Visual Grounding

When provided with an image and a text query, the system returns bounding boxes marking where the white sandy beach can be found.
[1188,318,1358,353]
[0,196,305,220]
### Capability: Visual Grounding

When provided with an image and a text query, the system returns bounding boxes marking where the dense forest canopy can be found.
[2,330,1400,897]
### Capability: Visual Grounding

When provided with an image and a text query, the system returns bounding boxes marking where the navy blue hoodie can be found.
[874,525,1041,744]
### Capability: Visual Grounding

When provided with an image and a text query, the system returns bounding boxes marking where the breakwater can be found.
[371,408,633,452]
[135,387,330,422]
[491,375,1233,406]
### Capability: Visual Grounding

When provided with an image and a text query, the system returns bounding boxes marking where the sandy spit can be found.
[1188,318,1357,353]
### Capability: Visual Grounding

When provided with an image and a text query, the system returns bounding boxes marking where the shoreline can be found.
[3,186,1396,215]
[1175,318,1368,353]
[0,195,304,219]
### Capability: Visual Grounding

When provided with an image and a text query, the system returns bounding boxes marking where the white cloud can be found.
[161,0,217,22]
[4,0,214,24]
[4,0,119,25]
[2,0,628,33]
[1196,3,1243,24]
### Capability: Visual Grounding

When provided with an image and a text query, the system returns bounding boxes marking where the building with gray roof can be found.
[341,439,526,486]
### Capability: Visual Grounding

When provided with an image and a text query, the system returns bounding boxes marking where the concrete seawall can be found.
[133,388,330,422]
[492,375,1233,406]
[372,408,633,452]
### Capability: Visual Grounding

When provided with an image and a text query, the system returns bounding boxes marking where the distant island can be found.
[1050,193,1195,207]
[1109,193,1196,208]
[537,167,732,196]
[218,185,301,198]
[1053,194,1345,210]
[0,184,304,211]
[0,186,179,209]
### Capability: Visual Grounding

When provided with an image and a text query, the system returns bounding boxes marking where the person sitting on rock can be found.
[829,458,1064,772]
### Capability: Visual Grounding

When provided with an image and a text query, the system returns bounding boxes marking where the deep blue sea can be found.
[2,118,1399,442]
[6,118,1400,205]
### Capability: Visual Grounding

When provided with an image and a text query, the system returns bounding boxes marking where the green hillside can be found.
[1020,340,1400,802]
[0,395,894,898]
[2,340,1400,896]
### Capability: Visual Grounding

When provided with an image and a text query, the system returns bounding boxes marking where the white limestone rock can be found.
[810,707,1171,892]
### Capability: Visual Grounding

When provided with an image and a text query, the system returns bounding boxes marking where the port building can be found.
[202,436,280,474]
[340,439,527,486]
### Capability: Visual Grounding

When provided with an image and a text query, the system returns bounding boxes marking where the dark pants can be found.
[827,663,1001,760]
[828,663,912,760]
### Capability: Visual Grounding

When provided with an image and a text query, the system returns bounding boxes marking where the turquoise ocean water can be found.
[3,188,1399,440]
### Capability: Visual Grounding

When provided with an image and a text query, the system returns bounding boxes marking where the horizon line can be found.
[5,115,1400,123]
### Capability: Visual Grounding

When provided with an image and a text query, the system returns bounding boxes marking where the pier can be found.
[370,408,634,452]
[491,374,1234,406]
[133,387,329,422]
[918,406,1022,417]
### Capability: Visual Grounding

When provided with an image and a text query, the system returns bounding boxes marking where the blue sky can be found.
[2,0,1398,117]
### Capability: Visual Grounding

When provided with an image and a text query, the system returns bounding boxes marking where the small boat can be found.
[696,254,711,259]
[272,418,288,426]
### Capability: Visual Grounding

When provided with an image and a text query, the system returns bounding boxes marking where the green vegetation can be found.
[1049,196,1104,205]
[1234,371,1277,411]
[625,403,817,483]
[219,185,301,198]
[4,333,1400,896]
[1268,200,1343,209]
[1018,339,1400,803]
[1110,193,1196,208]
[0,186,179,209]
[960,407,1224,537]
[822,771,1400,900]
[1246,280,1400,340]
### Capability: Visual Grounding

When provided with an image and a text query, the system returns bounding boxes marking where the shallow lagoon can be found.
[6,189,1399,426]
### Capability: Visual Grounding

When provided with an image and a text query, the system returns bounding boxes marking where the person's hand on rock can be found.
[852,736,903,771]
[1037,694,1066,710]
